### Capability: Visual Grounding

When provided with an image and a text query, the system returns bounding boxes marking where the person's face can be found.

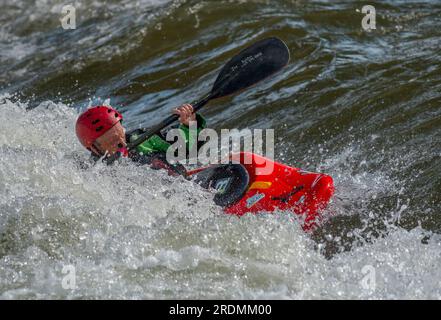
[91,122,126,156]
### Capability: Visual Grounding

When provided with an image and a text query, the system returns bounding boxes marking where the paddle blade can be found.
[211,37,290,99]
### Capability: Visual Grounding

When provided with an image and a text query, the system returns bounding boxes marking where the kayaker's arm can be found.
[127,112,207,156]
[177,112,207,153]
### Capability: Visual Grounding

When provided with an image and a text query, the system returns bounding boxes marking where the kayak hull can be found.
[224,152,334,231]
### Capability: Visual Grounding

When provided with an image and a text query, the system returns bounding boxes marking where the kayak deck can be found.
[224,152,334,231]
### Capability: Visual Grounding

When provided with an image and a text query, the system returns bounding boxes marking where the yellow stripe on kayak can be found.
[249,181,272,190]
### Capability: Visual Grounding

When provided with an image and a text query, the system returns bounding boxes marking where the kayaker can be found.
[75,104,206,176]
[71,39,334,231]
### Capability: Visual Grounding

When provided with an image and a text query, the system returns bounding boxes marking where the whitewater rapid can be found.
[0,95,440,299]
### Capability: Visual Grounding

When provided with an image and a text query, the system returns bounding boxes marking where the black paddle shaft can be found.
[127,93,212,150]
[107,37,290,164]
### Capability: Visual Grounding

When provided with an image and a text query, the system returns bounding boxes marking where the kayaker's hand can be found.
[173,104,196,126]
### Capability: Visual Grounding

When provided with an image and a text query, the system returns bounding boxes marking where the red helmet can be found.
[76,106,123,149]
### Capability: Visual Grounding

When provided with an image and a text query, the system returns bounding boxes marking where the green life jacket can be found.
[128,113,207,156]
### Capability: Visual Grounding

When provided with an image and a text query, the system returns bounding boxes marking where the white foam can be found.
[0,96,440,299]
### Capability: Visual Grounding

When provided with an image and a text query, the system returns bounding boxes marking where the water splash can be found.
[1,96,440,299]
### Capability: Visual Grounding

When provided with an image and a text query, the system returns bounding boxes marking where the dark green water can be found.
[0,0,440,299]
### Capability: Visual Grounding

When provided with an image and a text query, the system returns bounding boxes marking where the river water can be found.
[0,0,440,299]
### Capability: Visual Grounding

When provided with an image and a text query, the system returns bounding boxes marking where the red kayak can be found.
[189,152,334,231]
